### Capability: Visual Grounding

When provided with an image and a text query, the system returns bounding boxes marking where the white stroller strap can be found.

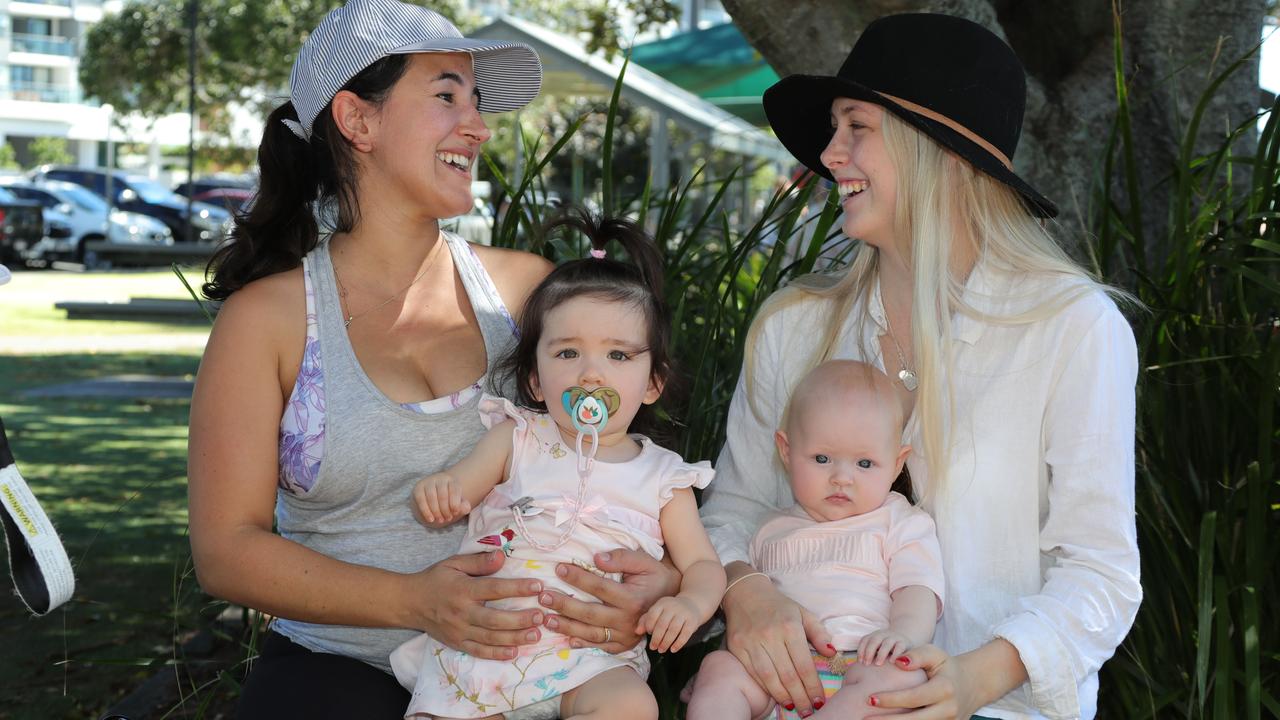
[0,417,74,615]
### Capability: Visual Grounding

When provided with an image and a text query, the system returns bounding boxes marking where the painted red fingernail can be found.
[814,700,825,709]
[826,643,836,650]
[868,695,878,707]
[784,703,795,711]
[896,656,910,667]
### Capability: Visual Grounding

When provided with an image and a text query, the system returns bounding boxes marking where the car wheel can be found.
[78,234,105,267]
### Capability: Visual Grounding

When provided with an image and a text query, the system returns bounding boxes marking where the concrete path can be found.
[20,374,194,399]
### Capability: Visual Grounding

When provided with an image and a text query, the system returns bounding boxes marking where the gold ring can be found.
[603,627,612,644]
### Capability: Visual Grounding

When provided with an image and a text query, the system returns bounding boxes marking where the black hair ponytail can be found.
[202,55,410,301]
[203,101,317,300]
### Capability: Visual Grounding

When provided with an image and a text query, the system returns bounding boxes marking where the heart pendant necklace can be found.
[883,312,918,392]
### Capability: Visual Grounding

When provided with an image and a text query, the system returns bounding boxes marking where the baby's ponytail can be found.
[555,210,666,300]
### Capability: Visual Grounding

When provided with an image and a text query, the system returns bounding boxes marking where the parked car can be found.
[0,186,44,265]
[173,174,255,199]
[175,175,256,213]
[190,187,254,213]
[0,180,173,262]
[29,166,230,242]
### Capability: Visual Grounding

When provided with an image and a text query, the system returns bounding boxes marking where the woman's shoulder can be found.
[220,265,304,319]
[210,265,306,354]
[1037,273,1132,335]
[469,244,553,316]
[990,266,1131,332]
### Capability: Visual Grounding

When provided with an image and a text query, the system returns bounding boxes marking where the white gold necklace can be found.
[883,312,919,392]
[334,239,445,328]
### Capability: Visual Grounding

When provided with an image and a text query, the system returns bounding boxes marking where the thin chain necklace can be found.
[334,238,446,328]
[883,311,919,392]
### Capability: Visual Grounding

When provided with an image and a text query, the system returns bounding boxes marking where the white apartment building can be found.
[0,0,191,173]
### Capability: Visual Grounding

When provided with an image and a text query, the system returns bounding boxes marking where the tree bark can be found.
[721,0,1266,258]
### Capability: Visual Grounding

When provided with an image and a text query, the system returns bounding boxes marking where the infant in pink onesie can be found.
[689,360,944,720]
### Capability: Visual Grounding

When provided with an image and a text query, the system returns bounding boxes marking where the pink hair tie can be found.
[589,249,607,259]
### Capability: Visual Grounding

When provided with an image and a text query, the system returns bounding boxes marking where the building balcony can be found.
[9,1,76,21]
[10,33,78,56]
[3,81,82,104]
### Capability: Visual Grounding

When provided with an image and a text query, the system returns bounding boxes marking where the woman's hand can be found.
[537,549,680,653]
[412,550,544,661]
[721,570,832,718]
[869,642,1022,719]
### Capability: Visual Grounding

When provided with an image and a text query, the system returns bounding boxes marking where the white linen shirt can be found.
[701,262,1142,720]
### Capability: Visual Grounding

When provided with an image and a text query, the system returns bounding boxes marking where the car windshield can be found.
[49,182,107,212]
[126,177,179,203]
[0,187,15,203]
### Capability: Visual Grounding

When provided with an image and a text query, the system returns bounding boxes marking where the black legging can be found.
[236,631,411,719]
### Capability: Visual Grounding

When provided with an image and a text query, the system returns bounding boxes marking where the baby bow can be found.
[553,493,608,527]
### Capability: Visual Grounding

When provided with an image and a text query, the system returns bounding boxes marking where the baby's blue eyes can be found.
[608,350,631,361]
[555,349,578,359]
[813,455,874,468]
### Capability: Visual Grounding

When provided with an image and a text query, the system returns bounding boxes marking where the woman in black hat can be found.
[187,2,679,717]
[699,14,1140,720]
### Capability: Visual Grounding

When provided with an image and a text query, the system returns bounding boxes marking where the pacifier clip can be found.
[509,387,621,552]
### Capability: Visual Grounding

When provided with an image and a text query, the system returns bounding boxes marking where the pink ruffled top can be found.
[750,492,945,651]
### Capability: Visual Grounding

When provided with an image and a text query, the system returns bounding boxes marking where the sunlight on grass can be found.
[0,268,212,345]
[0,352,209,719]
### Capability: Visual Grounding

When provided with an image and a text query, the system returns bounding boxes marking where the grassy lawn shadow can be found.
[0,352,243,720]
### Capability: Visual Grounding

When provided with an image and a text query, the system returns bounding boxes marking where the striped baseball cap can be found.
[284,0,542,141]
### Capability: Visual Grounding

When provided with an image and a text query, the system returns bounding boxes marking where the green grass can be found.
[0,268,212,339]
[0,352,206,720]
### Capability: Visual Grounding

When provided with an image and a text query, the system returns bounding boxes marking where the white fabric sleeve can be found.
[700,308,799,567]
[883,503,945,615]
[658,460,715,507]
[991,302,1142,720]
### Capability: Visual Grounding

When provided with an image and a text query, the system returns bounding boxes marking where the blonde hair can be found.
[745,109,1124,500]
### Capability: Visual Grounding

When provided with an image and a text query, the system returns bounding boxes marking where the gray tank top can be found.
[272,232,518,673]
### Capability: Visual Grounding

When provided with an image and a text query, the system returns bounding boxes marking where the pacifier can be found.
[561,386,621,435]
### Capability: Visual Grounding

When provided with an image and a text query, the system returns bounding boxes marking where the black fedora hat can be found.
[764,13,1057,218]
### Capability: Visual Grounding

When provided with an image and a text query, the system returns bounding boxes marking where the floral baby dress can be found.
[390,396,713,718]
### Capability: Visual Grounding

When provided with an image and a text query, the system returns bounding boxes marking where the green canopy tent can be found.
[629,23,779,126]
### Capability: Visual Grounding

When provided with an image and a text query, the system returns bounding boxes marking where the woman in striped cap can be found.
[700,13,1141,720]
[188,2,680,717]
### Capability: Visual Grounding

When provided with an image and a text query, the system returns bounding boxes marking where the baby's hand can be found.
[857,628,914,666]
[411,475,471,526]
[636,596,701,653]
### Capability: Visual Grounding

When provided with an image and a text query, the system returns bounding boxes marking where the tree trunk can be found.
[721,0,1266,259]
